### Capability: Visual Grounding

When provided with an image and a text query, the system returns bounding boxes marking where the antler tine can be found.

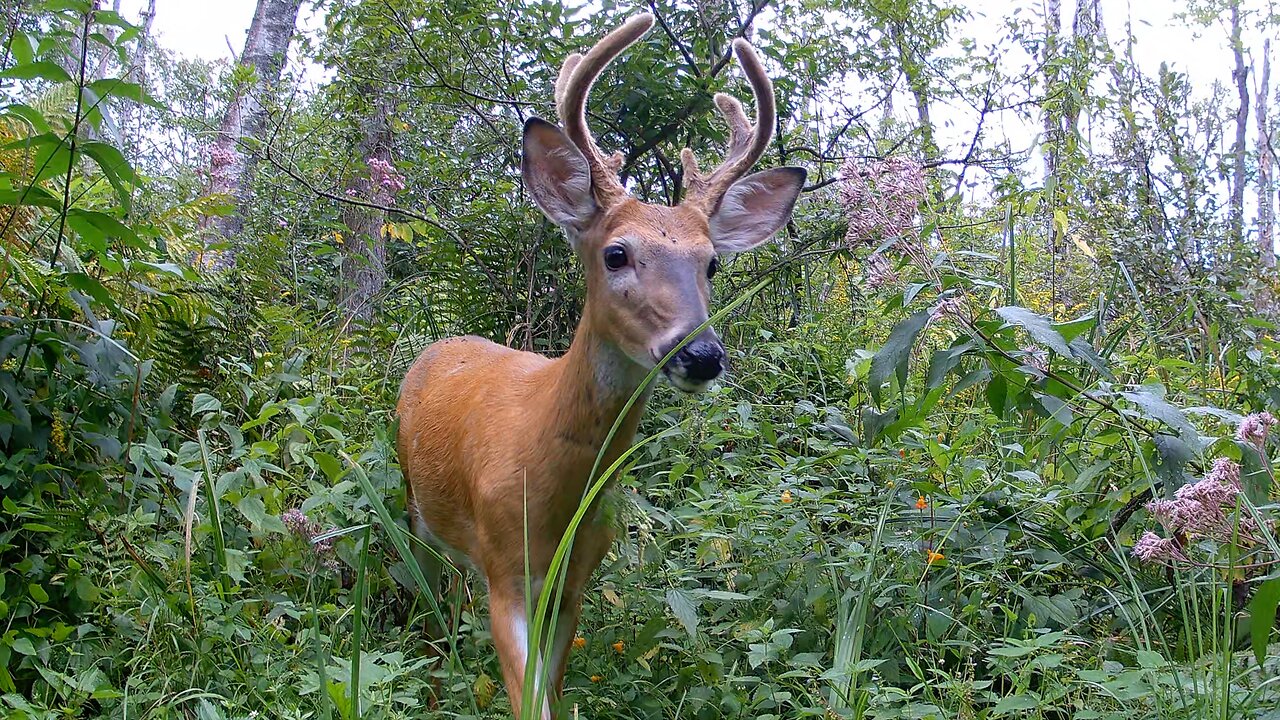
[556,13,655,208]
[681,38,777,213]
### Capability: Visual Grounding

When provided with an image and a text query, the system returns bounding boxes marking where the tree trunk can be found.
[1228,0,1249,246]
[120,0,156,156]
[1257,40,1274,267]
[338,90,395,329]
[1042,0,1062,254]
[201,0,303,269]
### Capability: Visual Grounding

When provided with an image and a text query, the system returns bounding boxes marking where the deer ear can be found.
[709,167,806,253]
[522,118,597,240]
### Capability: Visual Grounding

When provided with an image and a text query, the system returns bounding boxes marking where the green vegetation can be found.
[2,0,1280,718]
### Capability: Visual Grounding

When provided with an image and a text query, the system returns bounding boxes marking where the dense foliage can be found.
[2,0,1280,718]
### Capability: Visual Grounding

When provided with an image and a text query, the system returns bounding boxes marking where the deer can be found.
[395,13,804,719]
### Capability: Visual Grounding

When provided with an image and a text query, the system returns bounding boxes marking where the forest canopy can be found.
[2,0,1280,718]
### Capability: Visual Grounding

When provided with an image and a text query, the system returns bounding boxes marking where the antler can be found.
[555,13,655,209]
[680,38,777,213]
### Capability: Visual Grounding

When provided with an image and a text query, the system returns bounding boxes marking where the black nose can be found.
[674,338,725,381]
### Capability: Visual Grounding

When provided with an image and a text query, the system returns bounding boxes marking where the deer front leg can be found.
[487,575,555,720]
[548,522,615,700]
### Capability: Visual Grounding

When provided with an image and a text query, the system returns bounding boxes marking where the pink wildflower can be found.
[1236,412,1276,448]
[367,156,407,193]
[930,296,964,322]
[865,253,899,288]
[281,508,340,572]
[1146,458,1254,542]
[1132,531,1183,564]
[839,156,926,248]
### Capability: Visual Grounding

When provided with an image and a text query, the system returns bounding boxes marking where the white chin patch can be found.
[665,370,714,394]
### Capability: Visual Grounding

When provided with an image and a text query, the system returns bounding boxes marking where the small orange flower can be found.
[590,675,603,683]
[925,549,945,565]
[899,448,906,458]
[611,641,625,654]
[915,496,928,510]
[780,490,793,504]
[572,636,586,650]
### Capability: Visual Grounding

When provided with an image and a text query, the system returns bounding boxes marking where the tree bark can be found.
[120,0,155,156]
[1257,40,1274,267]
[201,0,303,269]
[1042,0,1062,254]
[1228,0,1249,246]
[338,90,395,329]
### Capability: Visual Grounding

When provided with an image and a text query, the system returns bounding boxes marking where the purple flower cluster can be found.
[930,296,964,322]
[367,157,406,193]
[1237,411,1276,448]
[209,143,238,168]
[1134,457,1267,566]
[282,508,339,572]
[865,252,899,288]
[1132,531,1185,563]
[1146,458,1246,543]
[838,156,927,248]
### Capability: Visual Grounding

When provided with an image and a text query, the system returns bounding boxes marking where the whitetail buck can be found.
[396,13,804,718]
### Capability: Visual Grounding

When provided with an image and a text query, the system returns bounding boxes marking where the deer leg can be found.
[409,513,447,634]
[548,590,585,701]
[488,576,554,720]
[548,524,615,700]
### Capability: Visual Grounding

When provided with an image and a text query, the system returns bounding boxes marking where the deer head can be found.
[522,14,805,392]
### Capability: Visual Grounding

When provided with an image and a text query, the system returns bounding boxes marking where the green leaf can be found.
[236,496,287,535]
[1121,386,1199,447]
[1036,394,1074,426]
[28,583,48,603]
[666,588,698,638]
[67,208,139,248]
[1152,434,1193,497]
[0,184,62,210]
[992,694,1040,714]
[2,104,51,134]
[191,393,222,416]
[995,306,1072,357]
[1053,313,1097,343]
[0,61,72,84]
[80,141,137,211]
[86,78,164,108]
[1134,650,1166,669]
[926,341,971,390]
[1250,575,1280,667]
[8,32,33,66]
[868,310,930,404]
[9,638,35,656]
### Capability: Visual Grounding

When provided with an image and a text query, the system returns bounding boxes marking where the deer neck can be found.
[547,313,651,471]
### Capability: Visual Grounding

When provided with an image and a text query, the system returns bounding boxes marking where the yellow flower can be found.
[1,359,16,372]
[915,496,928,511]
[611,641,625,654]
[590,675,603,683]
[780,490,793,504]
[50,415,68,455]
[925,550,945,565]
[572,636,586,650]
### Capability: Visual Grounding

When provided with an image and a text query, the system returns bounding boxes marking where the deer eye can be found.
[707,258,719,279]
[603,245,628,270]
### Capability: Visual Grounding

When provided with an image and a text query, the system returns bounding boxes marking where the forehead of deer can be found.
[596,199,711,249]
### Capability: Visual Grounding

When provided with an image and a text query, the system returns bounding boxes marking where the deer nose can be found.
[671,334,725,382]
